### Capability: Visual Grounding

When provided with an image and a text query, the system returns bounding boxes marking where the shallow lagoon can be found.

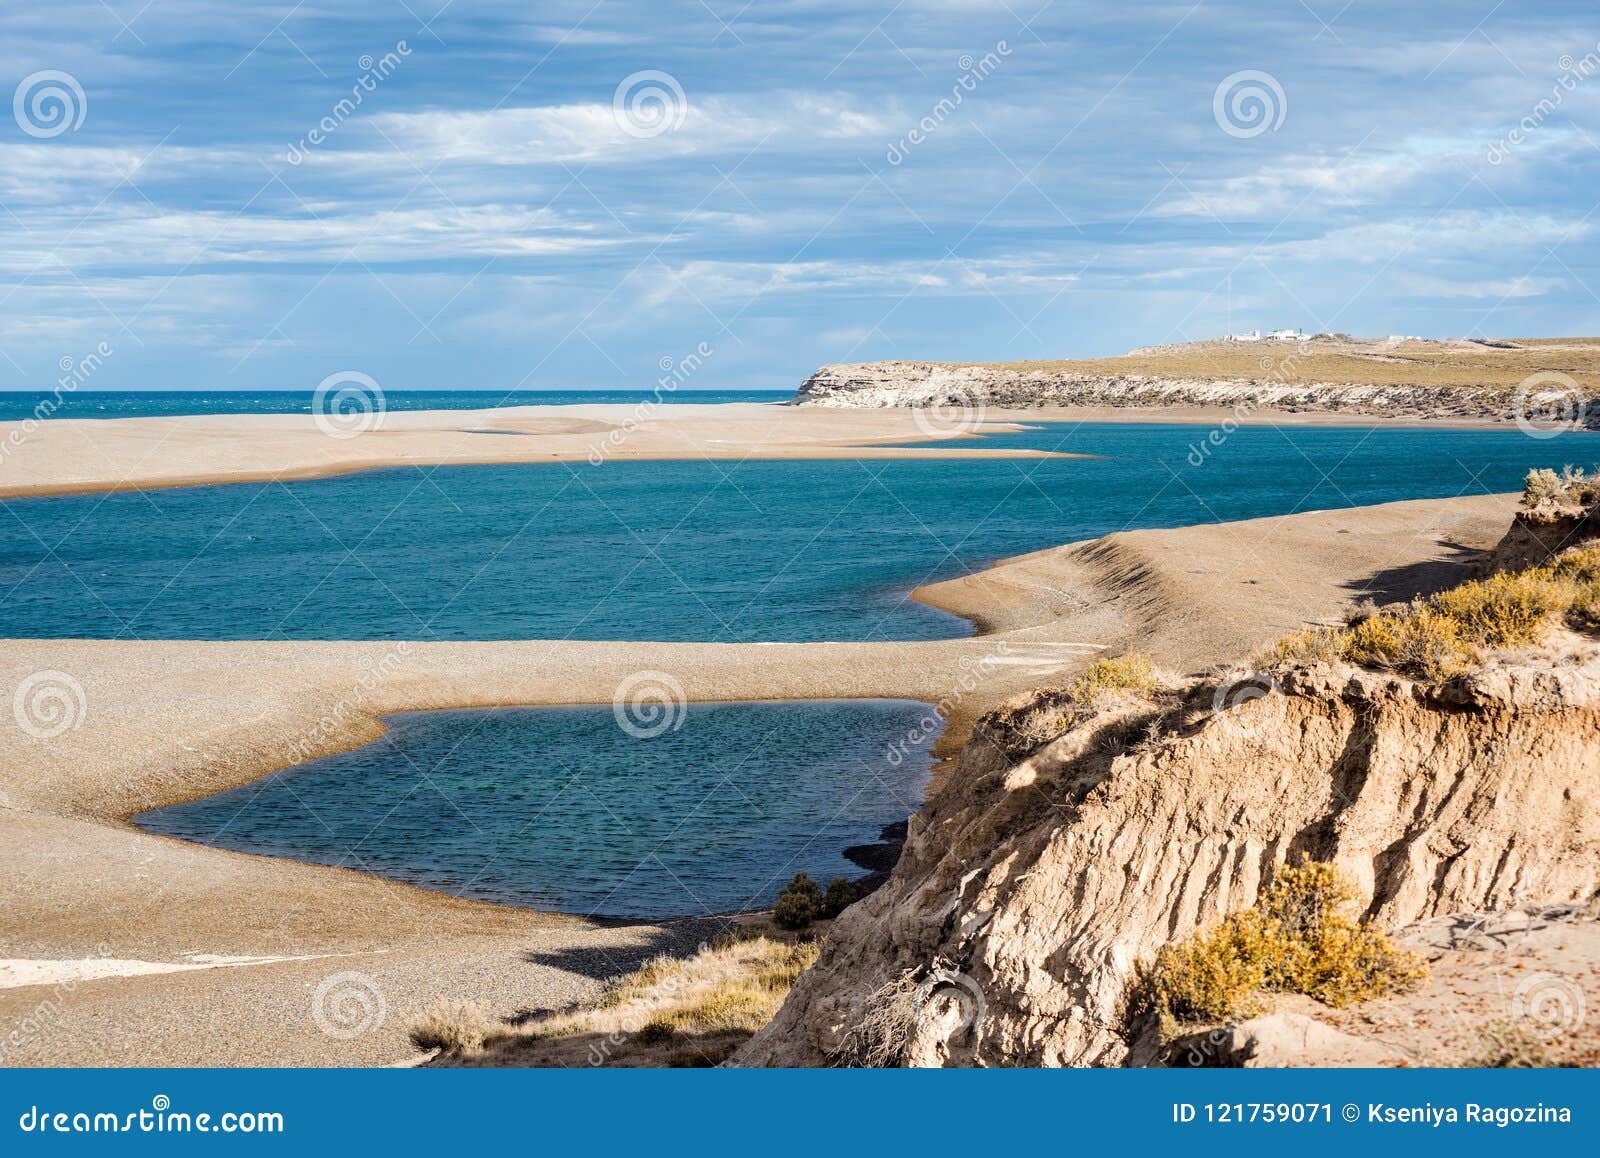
[136,699,935,919]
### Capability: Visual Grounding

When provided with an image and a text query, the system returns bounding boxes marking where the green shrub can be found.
[821,877,862,918]
[772,873,822,929]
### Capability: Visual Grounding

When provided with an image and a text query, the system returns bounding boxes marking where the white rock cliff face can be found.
[794,361,1535,422]
[735,660,1600,1067]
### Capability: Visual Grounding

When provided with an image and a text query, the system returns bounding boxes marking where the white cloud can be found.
[368,93,892,166]
[1260,211,1589,264]
[0,202,626,274]
[1153,134,1572,221]
[1397,273,1567,300]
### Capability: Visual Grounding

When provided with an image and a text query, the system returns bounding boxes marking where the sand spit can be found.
[0,396,1538,502]
[0,403,1074,499]
[0,492,1516,1064]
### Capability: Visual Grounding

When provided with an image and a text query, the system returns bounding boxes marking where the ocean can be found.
[0,389,787,422]
[1,422,1589,642]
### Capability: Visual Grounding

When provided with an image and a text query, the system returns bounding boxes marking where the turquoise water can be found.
[1,422,1590,642]
[0,389,786,422]
[136,700,934,919]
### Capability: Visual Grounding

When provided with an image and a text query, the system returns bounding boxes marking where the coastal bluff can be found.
[738,489,1600,1068]
[792,337,1600,426]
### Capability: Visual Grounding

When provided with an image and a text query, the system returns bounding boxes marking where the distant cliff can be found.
[793,341,1600,427]
[795,361,1519,420]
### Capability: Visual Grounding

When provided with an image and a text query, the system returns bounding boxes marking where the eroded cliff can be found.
[738,488,1600,1067]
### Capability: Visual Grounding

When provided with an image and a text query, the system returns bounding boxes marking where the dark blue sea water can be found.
[1,422,1591,642]
[0,388,786,422]
[136,700,933,918]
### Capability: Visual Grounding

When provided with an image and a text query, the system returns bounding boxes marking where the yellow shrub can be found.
[1341,613,1406,665]
[1428,570,1569,648]
[1069,653,1157,704]
[1342,608,1476,680]
[1568,582,1600,631]
[1551,546,1600,584]
[1124,863,1427,1032]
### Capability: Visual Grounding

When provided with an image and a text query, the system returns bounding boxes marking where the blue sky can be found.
[2,0,1598,389]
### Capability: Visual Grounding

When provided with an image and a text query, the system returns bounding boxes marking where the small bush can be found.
[633,1019,680,1045]
[1522,466,1600,509]
[1550,545,1600,583]
[1523,467,1569,508]
[1124,863,1427,1033]
[1070,653,1157,705]
[821,877,862,918]
[1569,583,1600,631]
[409,1001,498,1055]
[773,873,822,929]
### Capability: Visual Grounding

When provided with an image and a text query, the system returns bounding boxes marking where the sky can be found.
[1,0,1598,390]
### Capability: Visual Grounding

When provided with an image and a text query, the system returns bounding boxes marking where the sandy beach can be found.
[0,463,1516,1064]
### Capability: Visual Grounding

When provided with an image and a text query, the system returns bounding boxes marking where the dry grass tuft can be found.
[1472,1022,1559,1068]
[410,1001,500,1055]
[449,933,819,1066]
[1123,863,1427,1032]
[829,969,921,1068]
[983,653,1160,757]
